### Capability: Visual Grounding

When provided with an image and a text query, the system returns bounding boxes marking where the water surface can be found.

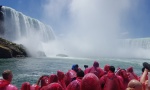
[0,57,148,89]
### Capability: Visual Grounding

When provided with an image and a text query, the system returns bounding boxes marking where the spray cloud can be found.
[41,0,141,58]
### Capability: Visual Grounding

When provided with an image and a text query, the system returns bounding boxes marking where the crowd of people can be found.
[0,61,150,90]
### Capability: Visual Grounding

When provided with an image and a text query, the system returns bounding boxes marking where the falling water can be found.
[1,6,150,58]
[1,6,55,41]
[0,6,56,57]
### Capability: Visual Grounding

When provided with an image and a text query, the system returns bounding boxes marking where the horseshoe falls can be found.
[119,38,150,59]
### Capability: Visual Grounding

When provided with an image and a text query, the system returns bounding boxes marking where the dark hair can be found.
[72,64,79,70]
[2,70,12,80]
[75,64,79,68]
[77,70,84,77]
[84,65,88,68]
[109,66,115,72]
[142,67,145,72]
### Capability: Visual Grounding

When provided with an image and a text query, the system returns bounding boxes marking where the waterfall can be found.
[1,6,55,41]
[0,6,56,57]
[121,38,150,49]
[116,38,150,59]
[1,6,150,58]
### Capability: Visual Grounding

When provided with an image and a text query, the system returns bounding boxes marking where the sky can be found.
[1,0,150,38]
[1,0,150,58]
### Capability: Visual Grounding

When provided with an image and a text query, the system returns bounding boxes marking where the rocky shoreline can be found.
[0,37,28,58]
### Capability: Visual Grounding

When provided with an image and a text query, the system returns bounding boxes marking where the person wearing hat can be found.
[84,61,104,78]
[100,66,121,90]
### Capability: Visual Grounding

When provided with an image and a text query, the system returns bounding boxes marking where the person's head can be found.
[37,75,50,88]
[77,70,84,78]
[65,70,77,86]
[81,73,100,90]
[21,82,31,90]
[120,69,128,79]
[2,69,13,82]
[72,64,79,72]
[66,80,81,90]
[57,70,65,80]
[127,67,133,73]
[127,79,143,90]
[93,61,99,68]
[75,64,79,68]
[30,84,40,90]
[104,64,110,72]
[84,65,88,69]
[46,83,63,90]
[109,66,115,73]
[49,74,58,83]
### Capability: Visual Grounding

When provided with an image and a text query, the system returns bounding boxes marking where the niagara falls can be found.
[0,0,150,89]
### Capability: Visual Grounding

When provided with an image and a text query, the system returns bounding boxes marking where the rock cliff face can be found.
[0,5,4,35]
[56,54,68,57]
[0,6,4,21]
[0,37,28,58]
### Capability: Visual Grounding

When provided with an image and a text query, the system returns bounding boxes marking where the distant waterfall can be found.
[1,6,55,41]
[117,38,150,59]
[121,38,150,49]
